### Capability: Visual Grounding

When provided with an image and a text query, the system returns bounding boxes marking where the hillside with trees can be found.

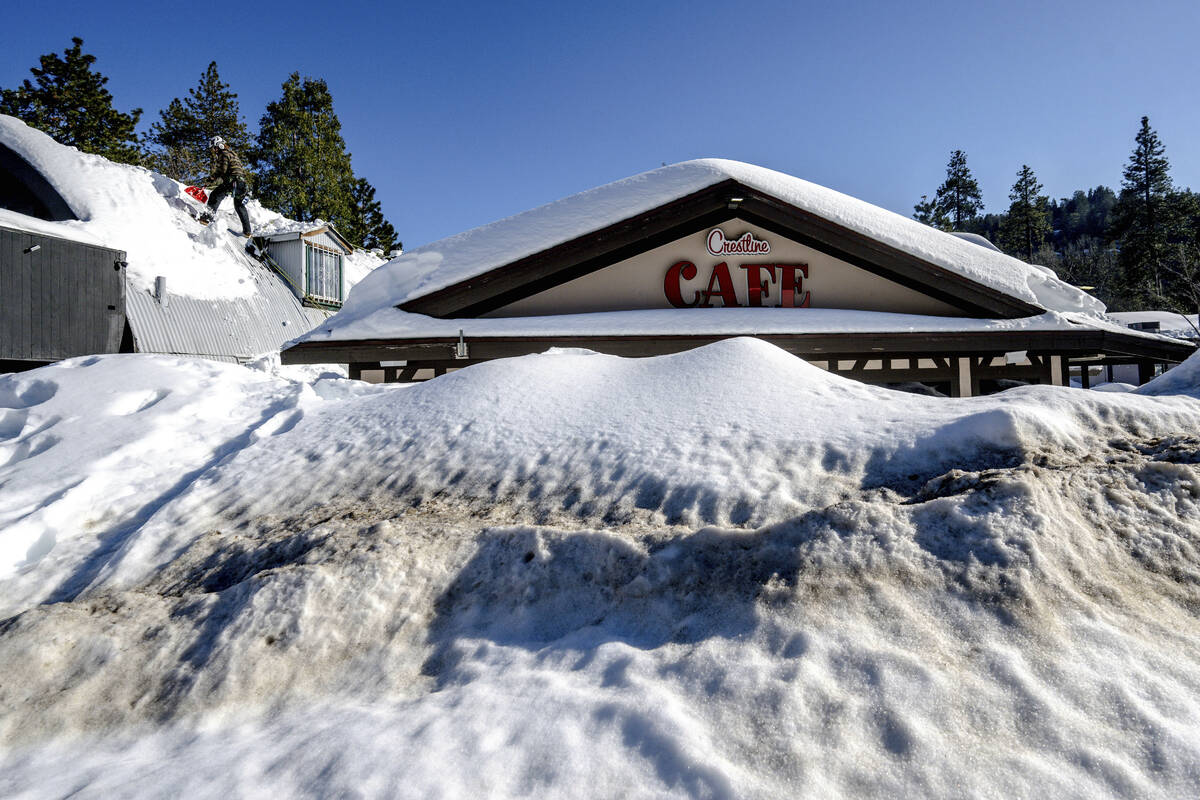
[915,121,1200,315]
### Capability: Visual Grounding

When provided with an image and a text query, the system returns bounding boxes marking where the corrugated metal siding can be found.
[126,261,329,362]
[1,225,126,361]
[266,238,305,299]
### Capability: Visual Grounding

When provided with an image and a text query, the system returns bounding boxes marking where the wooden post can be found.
[1138,361,1156,385]
[955,357,972,398]
[1049,355,1064,386]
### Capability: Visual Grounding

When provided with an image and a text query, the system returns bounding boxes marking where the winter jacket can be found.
[203,146,247,187]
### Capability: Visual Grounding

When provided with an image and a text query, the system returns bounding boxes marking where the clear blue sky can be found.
[3,0,1198,249]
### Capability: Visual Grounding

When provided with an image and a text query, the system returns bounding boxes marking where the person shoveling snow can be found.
[195,135,252,238]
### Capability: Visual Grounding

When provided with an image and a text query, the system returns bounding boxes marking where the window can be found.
[305,243,343,304]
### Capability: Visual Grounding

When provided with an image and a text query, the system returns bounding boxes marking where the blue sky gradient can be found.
[3,0,1197,248]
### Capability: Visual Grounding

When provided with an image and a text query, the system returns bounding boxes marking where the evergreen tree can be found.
[912,194,949,230]
[147,61,251,184]
[934,150,984,230]
[344,177,400,254]
[999,165,1050,262]
[254,73,356,225]
[0,37,142,164]
[1110,116,1177,307]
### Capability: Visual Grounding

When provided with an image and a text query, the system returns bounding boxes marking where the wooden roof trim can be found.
[301,225,353,253]
[282,327,1196,365]
[400,180,741,317]
[734,191,1043,318]
[397,178,1046,320]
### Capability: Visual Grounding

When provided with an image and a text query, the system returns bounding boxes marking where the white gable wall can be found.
[489,220,965,318]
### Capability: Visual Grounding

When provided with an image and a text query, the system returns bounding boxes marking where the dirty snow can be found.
[2,341,1200,798]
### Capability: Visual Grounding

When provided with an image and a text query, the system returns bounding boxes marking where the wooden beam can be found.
[284,328,1196,370]
[1049,354,1064,386]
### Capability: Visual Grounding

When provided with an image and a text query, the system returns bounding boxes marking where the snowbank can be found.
[2,345,1200,798]
[0,115,381,300]
[1138,348,1200,399]
[321,159,1105,342]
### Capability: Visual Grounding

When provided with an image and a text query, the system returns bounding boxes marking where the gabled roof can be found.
[329,159,1104,334]
[263,222,353,253]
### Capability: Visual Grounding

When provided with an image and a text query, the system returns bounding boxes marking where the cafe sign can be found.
[666,227,810,308]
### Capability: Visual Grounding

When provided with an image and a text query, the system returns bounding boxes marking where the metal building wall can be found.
[125,262,328,362]
[265,238,305,299]
[1,225,126,363]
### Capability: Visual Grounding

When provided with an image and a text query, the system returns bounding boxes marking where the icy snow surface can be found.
[0,115,380,301]
[3,341,1200,798]
[313,159,1105,345]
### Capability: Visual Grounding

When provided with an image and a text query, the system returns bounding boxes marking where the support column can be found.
[1138,361,1156,385]
[955,357,973,398]
[1049,355,1065,386]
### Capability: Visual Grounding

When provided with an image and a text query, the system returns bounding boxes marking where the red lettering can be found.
[740,264,776,307]
[664,261,700,307]
[778,264,810,308]
[700,262,741,307]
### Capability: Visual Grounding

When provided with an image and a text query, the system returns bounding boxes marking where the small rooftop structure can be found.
[261,224,354,310]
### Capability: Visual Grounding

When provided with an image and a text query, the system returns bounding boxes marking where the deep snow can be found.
[2,342,1200,798]
[0,115,381,301]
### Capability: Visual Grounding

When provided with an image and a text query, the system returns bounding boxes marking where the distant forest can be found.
[914,122,1200,316]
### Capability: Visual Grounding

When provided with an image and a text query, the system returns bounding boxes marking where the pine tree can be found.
[912,194,949,230]
[999,165,1050,262]
[147,62,251,184]
[0,37,142,164]
[254,73,356,225]
[344,177,400,254]
[934,150,984,230]
[1110,116,1176,306]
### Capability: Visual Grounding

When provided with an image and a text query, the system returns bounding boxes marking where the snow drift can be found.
[2,343,1200,798]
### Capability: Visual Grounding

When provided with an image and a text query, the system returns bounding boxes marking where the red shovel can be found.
[185,185,208,203]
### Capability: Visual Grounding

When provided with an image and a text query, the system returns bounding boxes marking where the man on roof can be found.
[197,135,252,237]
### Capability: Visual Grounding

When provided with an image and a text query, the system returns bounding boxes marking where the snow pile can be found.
[2,344,1200,798]
[320,159,1104,342]
[0,115,381,300]
[1138,347,1200,398]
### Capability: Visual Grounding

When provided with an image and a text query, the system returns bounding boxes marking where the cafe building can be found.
[281,159,1195,395]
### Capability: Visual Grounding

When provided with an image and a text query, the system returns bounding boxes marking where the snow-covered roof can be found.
[323,159,1104,341]
[298,307,1134,346]
[1107,310,1199,336]
[0,115,380,302]
[949,231,1003,253]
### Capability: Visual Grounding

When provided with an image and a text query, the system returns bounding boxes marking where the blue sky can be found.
[3,0,1198,249]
